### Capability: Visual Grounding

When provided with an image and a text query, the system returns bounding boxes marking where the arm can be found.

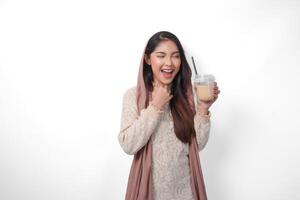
[118,87,163,155]
[194,110,211,151]
[192,84,211,151]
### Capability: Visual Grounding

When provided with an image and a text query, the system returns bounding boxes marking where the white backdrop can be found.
[0,0,299,199]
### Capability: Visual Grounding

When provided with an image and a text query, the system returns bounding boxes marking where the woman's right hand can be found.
[150,84,173,110]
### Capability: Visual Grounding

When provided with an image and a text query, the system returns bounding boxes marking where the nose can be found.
[165,56,172,66]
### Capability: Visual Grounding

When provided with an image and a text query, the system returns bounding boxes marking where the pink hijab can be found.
[124,46,207,200]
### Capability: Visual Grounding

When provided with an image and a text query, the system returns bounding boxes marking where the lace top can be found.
[119,87,211,200]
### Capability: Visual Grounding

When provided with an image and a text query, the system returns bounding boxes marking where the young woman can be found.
[118,31,220,200]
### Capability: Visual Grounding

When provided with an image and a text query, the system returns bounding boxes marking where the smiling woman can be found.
[118,31,220,200]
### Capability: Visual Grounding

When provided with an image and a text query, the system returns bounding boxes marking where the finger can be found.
[213,90,220,95]
[213,88,219,93]
[152,88,158,96]
[161,87,169,94]
[211,95,218,101]
[161,85,168,93]
[167,86,171,93]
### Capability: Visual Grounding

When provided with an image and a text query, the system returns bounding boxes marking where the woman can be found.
[118,31,220,200]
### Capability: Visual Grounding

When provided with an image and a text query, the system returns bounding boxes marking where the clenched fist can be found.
[150,83,173,110]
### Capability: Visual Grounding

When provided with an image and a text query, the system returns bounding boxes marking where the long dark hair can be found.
[143,31,196,144]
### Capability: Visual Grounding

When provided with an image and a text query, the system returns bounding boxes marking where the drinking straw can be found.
[191,56,198,75]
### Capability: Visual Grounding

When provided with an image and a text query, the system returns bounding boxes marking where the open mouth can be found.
[160,69,174,74]
[160,68,174,79]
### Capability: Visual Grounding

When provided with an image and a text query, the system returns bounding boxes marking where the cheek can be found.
[151,59,163,71]
[152,58,163,66]
[174,60,181,73]
[174,68,180,76]
[176,60,181,67]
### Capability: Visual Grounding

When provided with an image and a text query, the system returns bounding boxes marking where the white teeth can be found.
[161,69,174,73]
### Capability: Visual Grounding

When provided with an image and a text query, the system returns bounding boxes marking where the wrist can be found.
[197,106,209,115]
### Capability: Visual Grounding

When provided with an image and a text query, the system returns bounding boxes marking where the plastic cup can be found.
[194,74,215,101]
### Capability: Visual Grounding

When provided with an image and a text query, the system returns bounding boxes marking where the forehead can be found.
[153,40,179,52]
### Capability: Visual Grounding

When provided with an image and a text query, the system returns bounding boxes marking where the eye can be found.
[173,54,180,58]
[157,55,164,58]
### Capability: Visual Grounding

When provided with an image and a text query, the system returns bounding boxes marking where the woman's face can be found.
[145,39,181,86]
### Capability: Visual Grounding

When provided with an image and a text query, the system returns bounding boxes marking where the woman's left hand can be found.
[195,82,220,110]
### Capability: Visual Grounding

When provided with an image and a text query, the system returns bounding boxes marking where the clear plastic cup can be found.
[194,74,215,101]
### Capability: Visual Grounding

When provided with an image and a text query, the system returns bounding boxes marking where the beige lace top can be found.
[118,87,211,200]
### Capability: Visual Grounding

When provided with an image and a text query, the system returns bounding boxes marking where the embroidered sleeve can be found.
[194,111,211,151]
[192,85,211,151]
[118,87,163,155]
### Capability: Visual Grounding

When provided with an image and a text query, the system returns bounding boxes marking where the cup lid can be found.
[195,74,215,82]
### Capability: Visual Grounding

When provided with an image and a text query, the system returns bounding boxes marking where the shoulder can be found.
[122,86,137,101]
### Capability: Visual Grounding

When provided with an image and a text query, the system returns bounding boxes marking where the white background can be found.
[1,0,299,199]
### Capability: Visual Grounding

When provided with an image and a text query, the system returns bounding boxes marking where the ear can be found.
[144,54,151,65]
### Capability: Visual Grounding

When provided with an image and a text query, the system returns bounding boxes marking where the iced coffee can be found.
[194,74,215,101]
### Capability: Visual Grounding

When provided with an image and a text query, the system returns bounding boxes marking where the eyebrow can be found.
[154,51,180,55]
